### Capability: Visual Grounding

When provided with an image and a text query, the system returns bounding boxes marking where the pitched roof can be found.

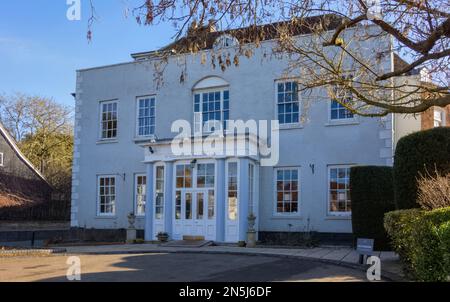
[0,122,49,185]
[132,14,346,59]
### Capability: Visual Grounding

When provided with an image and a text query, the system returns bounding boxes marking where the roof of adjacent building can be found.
[0,122,49,184]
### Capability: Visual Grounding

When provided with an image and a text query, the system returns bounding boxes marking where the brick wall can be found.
[421,105,450,130]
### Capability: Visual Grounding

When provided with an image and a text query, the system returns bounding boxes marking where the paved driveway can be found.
[0,253,368,282]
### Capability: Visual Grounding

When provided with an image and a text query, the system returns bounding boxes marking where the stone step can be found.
[182,235,205,241]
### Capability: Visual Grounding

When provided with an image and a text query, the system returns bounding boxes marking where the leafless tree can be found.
[88,0,449,116]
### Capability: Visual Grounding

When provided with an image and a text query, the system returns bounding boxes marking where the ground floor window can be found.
[329,166,352,215]
[135,175,146,216]
[227,162,238,221]
[98,176,116,215]
[155,166,165,219]
[275,168,299,214]
[248,163,255,215]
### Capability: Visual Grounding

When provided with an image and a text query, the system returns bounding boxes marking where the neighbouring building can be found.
[0,122,52,215]
[71,14,447,243]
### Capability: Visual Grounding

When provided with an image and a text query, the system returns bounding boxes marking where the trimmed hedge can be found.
[384,207,450,281]
[350,166,396,250]
[393,127,450,209]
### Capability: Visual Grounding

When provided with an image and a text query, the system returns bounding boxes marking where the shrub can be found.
[350,166,396,250]
[417,170,450,210]
[384,207,450,281]
[393,127,450,209]
[384,209,424,268]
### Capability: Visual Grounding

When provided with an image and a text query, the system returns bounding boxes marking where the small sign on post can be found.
[356,238,375,264]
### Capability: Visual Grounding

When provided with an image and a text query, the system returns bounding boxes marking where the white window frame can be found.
[193,87,230,133]
[327,82,358,124]
[434,108,445,127]
[134,174,147,217]
[327,165,353,217]
[275,80,302,127]
[154,165,165,220]
[273,167,301,216]
[226,160,239,222]
[136,95,156,138]
[97,175,117,217]
[99,100,118,140]
[0,152,3,167]
[248,163,255,216]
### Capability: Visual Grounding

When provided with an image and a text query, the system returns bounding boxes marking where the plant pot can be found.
[157,234,169,243]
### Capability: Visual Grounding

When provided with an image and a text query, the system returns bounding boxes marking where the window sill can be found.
[133,136,155,143]
[95,215,117,219]
[325,120,359,127]
[96,139,119,145]
[271,215,303,220]
[325,215,352,220]
[279,124,303,130]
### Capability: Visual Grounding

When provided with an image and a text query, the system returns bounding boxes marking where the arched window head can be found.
[213,34,239,50]
[193,76,230,133]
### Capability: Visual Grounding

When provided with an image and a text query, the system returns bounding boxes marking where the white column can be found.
[164,161,174,239]
[144,163,155,241]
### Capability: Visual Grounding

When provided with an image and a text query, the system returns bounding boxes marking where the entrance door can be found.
[174,189,211,240]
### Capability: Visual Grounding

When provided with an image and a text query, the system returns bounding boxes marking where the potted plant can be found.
[157,232,169,243]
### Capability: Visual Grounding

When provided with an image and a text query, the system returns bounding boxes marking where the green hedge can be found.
[384,207,450,281]
[393,127,450,209]
[350,166,396,250]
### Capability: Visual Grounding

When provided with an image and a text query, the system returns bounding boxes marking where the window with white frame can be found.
[248,163,255,215]
[328,166,352,215]
[275,168,299,214]
[155,166,164,219]
[137,96,156,136]
[330,84,355,120]
[98,176,116,215]
[434,109,445,127]
[227,162,238,221]
[197,163,215,188]
[0,152,3,167]
[100,101,118,139]
[135,175,146,216]
[277,81,300,125]
[194,90,230,132]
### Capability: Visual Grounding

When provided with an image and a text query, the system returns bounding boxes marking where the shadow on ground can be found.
[35,253,367,282]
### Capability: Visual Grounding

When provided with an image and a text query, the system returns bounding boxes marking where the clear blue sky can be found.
[0,0,174,107]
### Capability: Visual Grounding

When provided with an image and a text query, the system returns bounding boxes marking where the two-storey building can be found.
[71,15,425,243]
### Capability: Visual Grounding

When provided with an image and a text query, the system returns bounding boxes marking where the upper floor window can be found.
[275,168,299,214]
[194,90,229,132]
[330,101,354,120]
[100,101,118,139]
[137,96,156,137]
[328,166,352,216]
[434,109,445,127]
[277,81,300,125]
[330,82,355,121]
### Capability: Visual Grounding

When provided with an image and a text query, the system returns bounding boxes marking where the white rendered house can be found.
[71,15,421,243]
